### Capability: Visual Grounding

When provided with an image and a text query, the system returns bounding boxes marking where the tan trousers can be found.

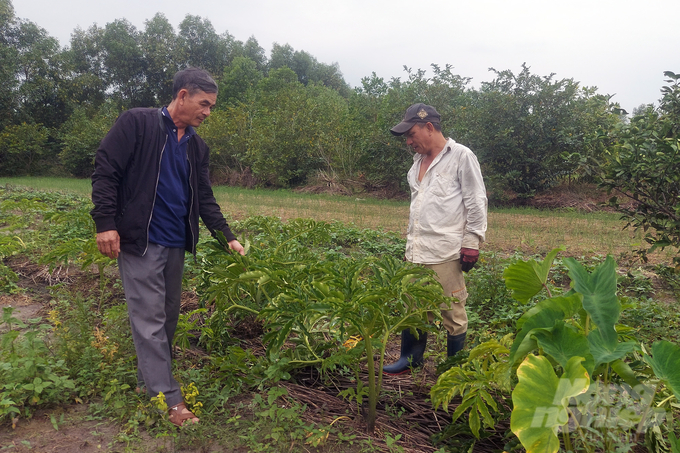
[424,260,468,336]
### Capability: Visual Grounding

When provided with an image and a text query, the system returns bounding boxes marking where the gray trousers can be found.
[118,244,185,407]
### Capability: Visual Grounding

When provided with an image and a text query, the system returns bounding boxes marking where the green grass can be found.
[0,177,93,197]
[1,176,675,264]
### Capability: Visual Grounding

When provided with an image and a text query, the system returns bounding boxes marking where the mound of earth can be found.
[501,183,615,211]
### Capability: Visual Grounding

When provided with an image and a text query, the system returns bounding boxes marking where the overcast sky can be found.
[13,0,680,112]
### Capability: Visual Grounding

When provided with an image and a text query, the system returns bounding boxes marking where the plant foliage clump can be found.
[601,71,680,265]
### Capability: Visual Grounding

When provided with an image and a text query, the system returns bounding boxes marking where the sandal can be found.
[168,402,199,427]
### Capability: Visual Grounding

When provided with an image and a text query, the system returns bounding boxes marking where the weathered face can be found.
[405,123,432,155]
[175,89,217,128]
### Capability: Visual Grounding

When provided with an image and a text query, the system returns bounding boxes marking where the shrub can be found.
[58,103,118,177]
[0,122,49,176]
[601,71,680,265]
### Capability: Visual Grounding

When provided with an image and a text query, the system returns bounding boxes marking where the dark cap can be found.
[390,103,441,136]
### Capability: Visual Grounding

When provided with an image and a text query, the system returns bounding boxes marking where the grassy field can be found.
[1,176,672,264]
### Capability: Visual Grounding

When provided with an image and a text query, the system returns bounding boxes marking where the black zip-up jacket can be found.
[91,107,237,256]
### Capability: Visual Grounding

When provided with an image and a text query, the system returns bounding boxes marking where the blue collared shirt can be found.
[148,107,194,248]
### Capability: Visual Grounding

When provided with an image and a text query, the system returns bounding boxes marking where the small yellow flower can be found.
[343,335,362,350]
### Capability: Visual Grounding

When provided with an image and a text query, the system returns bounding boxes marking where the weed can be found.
[239,387,312,451]
[0,307,76,424]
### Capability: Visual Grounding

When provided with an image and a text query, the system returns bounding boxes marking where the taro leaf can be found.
[588,329,639,370]
[503,247,564,303]
[532,320,595,375]
[564,255,620,350]
[511,355,590,453]
[510,334,539,368]
[610,359,644,389]
[516,291,583,331]
[510,293,582,365]
[644,340,680,401]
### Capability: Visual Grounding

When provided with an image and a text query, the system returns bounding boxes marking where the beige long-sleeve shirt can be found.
[405,138,488,264]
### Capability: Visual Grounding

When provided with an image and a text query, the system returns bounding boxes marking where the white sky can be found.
[13,0,680,112]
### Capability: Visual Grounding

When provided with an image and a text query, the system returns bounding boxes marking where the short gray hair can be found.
[172,68,218,99]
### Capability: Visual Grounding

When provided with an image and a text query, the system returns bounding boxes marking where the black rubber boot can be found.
[447,332,466,357]
[383,329,428,375]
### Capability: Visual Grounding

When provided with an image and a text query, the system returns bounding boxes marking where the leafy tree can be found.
[217,56,263,106]
[467,64,618,195]
[0,0,18,128]
[61,25,107,109]
[242,36,267,73]
[269,43,294,72]
[269,42,349,94]
[348,65,472,192]
[200,105,253,179]
[247,67,318,186]
[177,15,236,76]
[141,13,179,105]
[0,122,49,175]
[244,68,350,187]
[58,103,118,177]
[101,19,152,108]
[600,71,680,265]
[10,18,66,129]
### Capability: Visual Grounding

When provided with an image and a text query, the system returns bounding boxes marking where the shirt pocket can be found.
[429,172,455,197]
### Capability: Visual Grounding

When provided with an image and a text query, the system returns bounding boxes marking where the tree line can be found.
[0,0,672,204]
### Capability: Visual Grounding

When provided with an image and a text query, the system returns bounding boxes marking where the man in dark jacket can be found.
[91,67,244,427]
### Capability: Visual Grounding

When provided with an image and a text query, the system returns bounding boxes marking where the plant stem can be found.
[634,386,658,444]
[363,334,377,434]
[224,304,260,315]
[567,407,593,453]
[562,422,573,452]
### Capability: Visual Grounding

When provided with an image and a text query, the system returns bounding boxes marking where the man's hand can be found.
[228,239,246,256]
[96,230,120,259]
[460,248,479,272]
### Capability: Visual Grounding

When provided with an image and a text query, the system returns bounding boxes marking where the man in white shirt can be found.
[383,103,488,375]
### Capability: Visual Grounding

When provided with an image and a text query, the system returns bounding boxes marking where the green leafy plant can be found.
[431,247,680,452]
[0,235,24,293]
[0,307,76,423]
[505,249,678,453]
[200,217,447,434]
[431,335,514,439]
[242,387,311,451]
[601,71,680,266]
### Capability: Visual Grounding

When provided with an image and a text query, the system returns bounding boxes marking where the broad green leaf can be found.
[516,291,582,331]
[587,330,638,369]
[531,320,594,374]
[511,333,539,368]
[510,293,582,365]
[610,359,643,389]
[564,255,620,350]
[511,355,590,453]
[503,247,564,303]
[644,340,680,401]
